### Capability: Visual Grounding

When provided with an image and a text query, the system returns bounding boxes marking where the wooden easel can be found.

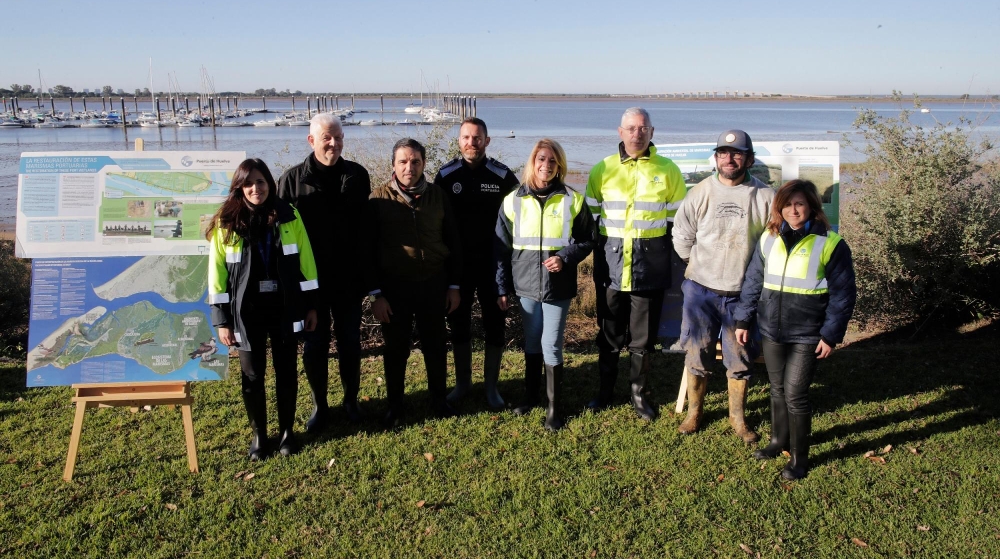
[62,139,198,481]
[674,342,766,413]
[63,381,198,481]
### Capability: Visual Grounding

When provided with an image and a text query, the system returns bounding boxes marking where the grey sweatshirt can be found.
[671,173,774,292]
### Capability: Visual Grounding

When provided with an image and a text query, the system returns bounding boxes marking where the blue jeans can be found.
[519,297,571,366]
[680,279,759,379]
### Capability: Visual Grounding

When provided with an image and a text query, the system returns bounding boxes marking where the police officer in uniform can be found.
[434,117,519,409]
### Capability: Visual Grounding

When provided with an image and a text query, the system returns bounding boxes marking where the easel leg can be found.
[181,403,199,473]
[63,401,87,482]
[675,365,689,414]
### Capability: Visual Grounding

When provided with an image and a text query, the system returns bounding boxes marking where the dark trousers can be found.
[302,291,363,403]
[447,270,506,346]
[595,286,665,354]
[380,278,449,410]
[238,305,298,430]
[761,338,817,415]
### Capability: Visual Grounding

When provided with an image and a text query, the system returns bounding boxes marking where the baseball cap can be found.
[714,130,754,152]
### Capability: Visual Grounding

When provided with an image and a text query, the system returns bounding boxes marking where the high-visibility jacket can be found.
[208,199,319,351]
[495,183,596,302]
[585,143,687,291]
[734,222,857,345]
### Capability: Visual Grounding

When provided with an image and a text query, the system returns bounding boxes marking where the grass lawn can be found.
[0,323,997,557]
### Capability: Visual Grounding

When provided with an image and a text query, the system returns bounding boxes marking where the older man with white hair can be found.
[585,107,687,421]
[278,113,371,431]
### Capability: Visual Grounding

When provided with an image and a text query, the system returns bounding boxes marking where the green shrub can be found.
[0,241,30,356]
[842,94,1000,328]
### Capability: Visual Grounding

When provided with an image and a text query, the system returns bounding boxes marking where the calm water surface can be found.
[2,97,995,227]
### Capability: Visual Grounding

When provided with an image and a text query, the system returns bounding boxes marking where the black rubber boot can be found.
[754,395,789,460]
[483,344,506,410]
[629,351,658,421]
[384,368,406,429]
[276,376,299,457]
[446,342,473,405]
[241,391,269,461]
[340,357,364,424]
[544,363,564,432]
[303,357,330,434]
[587,351,620,410]
[782,413,811,480]
[513,353,543,415]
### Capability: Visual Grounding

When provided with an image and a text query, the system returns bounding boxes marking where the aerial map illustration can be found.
[26,255,228,386]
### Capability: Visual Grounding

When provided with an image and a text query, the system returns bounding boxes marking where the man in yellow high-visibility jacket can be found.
[584,107,687,420]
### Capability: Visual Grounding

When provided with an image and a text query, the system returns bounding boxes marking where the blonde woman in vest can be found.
[495,139,596,431]
[208,158,319,460]
[734,180,856,479]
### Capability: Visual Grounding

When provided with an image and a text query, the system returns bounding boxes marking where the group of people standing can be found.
[207,107,856,481]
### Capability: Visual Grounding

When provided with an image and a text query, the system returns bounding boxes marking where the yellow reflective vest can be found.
[585,144,687,291]
[761,230,843,295]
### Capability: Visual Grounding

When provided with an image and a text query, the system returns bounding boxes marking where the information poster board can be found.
[657,141,840,338]
[26,255,228,386]
[15,151,244,258]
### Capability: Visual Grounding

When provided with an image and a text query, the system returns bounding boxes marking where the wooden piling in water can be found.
[155,98,160,122]
[170,97,176,119]
[50,97,56,116]
[102,97,107,112]
[69,97,75,114]
[335,95,339,110]
[473,97,476,117]
[380,95,384,123]
[120,98,127,140]
[307,97,312,118]
[351,95,355,110]
[291,96,295,113]
[185,97,190,116]
[210,98,216,127]
[82,97,87,113]
[133,97,138,115]
[262,96,266,111]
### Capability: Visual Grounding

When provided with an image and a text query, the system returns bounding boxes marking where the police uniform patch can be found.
[452,182,462,194]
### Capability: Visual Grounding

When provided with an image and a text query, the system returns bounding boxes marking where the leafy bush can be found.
[842,94,1000,329]
[0,241,30,357]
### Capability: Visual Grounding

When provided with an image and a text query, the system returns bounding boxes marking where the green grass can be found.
[0,323,998,557]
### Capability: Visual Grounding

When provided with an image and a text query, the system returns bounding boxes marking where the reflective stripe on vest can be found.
[506,192,579,251]
[596,194,670,238]
[761,232,840,294]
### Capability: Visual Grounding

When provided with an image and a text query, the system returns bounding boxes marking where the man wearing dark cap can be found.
[671,130,774,442]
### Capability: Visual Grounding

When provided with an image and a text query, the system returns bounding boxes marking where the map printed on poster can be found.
[15,151,244,258]
[26,255,228,386]
[656,141,840,226]
[657,141,840,339]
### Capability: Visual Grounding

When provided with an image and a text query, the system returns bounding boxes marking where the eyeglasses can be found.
[715,150,746,161]
[621,126,653,135]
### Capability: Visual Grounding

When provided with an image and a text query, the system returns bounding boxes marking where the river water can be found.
[2,96,996,229]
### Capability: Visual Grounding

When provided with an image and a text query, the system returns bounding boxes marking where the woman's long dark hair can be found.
[205,158,278,244]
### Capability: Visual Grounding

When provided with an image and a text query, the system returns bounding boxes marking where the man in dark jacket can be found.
[434,117,519,410]
[367,138,463,427]
[277,113,371,430]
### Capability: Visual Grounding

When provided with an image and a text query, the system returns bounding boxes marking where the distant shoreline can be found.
[8,94,992,105]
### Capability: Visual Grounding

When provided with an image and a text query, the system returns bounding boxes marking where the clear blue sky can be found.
[3,0,998,96]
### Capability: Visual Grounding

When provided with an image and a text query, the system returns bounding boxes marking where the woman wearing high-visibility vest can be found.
[207,158,319,460]
[495,139,596,431]
[734,180,856,480]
